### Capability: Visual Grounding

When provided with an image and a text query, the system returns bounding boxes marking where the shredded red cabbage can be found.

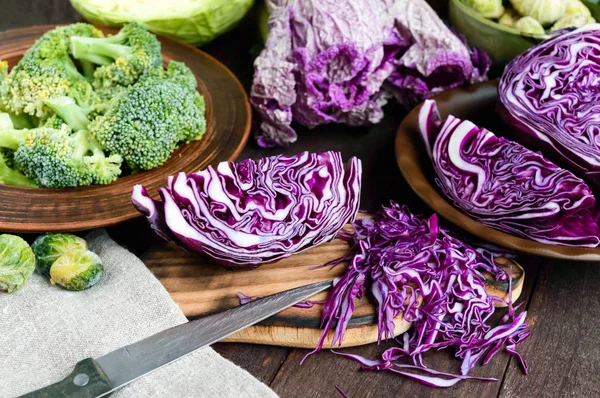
[303,202,529,387]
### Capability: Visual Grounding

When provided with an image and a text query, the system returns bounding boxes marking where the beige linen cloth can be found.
[0,230,277,398]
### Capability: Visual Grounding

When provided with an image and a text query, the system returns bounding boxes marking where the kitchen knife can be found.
[20,280,332,398]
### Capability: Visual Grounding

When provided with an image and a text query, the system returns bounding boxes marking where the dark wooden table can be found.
[4,1,600,397]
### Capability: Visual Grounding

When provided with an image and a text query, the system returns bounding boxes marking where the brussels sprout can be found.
[32,234,88,277]
[0,234,35,293]
[510,0,567,25]
[515,16,547,35]
[551,14,595,31]
[464,0,505,18]
[565,0,592,17]
[49,251,103,291]
[499,8,521,27]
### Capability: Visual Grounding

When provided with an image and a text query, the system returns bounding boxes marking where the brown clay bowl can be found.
[0,26,250,233]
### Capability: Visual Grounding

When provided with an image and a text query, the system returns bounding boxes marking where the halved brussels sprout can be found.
[32,234,88,276]
[0,234,35,293]
[50,251,103,291]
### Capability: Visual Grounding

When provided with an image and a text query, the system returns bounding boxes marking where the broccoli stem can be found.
[71,130,103,158]
[0,128,30,150]
[0,154,36,187]
[55,56,87,82]
[80,60,96,80]
[45,97,91,132]
[10,113,36,129]
[71,36,133,65]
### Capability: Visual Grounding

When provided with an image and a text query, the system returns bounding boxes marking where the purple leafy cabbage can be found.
[302,202,529,387]
[498,24,600,188]
[251,0,490,148]
[419,100,600,247]
[132,151,362,267]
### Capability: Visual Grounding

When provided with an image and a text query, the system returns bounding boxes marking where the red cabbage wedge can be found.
[419,100,600,247]
[132,151,362,267]
[498,24,600,187]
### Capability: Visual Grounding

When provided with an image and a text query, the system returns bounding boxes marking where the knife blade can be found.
[20,280,332,398]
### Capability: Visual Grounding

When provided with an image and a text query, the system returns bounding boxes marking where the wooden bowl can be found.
[395,80,600,261]
[449,0,546,69]
[0,26,250,233]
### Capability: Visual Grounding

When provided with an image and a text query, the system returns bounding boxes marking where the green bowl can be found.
[449,0,546,68]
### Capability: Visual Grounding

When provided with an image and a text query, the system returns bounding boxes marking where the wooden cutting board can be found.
[141,230,524,349]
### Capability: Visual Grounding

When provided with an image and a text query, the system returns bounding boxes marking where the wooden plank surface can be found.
[499,260,600,398]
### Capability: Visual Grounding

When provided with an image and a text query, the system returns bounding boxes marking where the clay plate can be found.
[0,26,250,233]
[396,80,600,261]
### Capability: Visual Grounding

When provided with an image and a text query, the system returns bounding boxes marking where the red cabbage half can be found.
[132,151,362,267]
[498,24,600,187]
[419,100,600,247]
[251,0,489,148]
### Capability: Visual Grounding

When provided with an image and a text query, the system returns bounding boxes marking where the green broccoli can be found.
[149,61,198,91]
[70,23,162,88]
[0,25,103,118]
[12,127,122,188]
[0,109,122,188]
[89,73,206,171]
[43,96,110,132]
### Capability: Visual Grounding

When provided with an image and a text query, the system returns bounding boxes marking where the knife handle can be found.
[19,358,113,398]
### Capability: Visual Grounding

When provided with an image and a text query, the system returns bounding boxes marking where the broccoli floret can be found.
[0,25,103,118]
[0,114,122,188]
[71,23,162,88]
[89,75,206,171]
[13,127,122,188]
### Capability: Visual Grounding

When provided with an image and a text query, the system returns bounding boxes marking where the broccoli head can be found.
[0,25,102,118]
[0,113,121,188]
[89,75,206,171]
[70,23,162,88]
[13,127,122,188]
